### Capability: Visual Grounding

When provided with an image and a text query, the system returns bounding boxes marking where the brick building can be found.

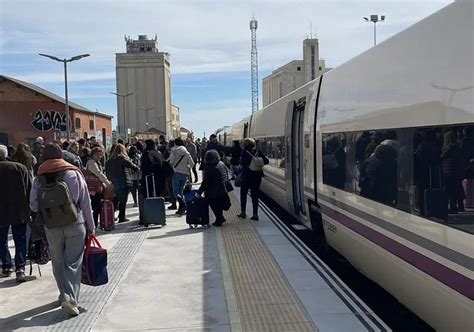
[0,75,113,147]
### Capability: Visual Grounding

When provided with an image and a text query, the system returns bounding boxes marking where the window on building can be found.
[297,67,301,71]
[322,123,474,233]
[89,120,94,130]
[75,117,81,129]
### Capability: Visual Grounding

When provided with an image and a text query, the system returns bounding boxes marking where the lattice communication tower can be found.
[250,17,258,114]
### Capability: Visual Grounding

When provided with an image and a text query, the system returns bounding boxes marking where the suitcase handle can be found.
[145,174,156,198]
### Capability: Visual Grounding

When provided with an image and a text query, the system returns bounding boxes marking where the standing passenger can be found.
[186,138,199,183]
[168,138,194,215]
[86,147,111,227]
[29,143,95,316]
[237,138,269,221]
[105,144,139,223]
[0,145,32,282]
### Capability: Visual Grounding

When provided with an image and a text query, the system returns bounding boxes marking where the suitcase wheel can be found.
[144,224,149,228]
[189,225,194,229]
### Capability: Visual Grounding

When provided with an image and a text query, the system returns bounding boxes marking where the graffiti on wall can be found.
[31,110,68,132]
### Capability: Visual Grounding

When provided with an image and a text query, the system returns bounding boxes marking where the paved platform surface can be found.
[0,187,388,331]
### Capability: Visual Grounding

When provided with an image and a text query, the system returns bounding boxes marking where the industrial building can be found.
[115,35,180,140]
[0,75,113,147]
[262,39,331,107]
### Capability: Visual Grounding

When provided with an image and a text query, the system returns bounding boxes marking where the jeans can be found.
[0,223,27,270]
[172,172,189,199]
[45,223,86,306]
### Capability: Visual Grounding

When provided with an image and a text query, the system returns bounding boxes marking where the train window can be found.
[322,133,347,191]
[322,124,474,233]
[255,136,285,169]
[410,125,474,232]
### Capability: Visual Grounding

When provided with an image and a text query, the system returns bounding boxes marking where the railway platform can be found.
[0,188,389,331]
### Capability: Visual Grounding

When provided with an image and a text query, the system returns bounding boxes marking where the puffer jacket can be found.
[168,146,194,175]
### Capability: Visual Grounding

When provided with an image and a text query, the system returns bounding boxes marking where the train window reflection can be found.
[322,124,474,234]
[256,136,285,169]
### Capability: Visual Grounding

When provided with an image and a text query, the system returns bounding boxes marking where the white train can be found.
[216,1,473,331]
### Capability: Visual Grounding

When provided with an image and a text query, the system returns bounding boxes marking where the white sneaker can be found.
[61,302,80,316]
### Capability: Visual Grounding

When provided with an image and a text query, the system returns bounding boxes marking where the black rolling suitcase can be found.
[424,167,448,221]
[186,197,210,228]
[142,174,166,227]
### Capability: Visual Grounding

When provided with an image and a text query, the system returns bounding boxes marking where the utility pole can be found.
[139,106,154,132]
[250,17,259,115]
[110,91,134,142]
[39,53,90,141]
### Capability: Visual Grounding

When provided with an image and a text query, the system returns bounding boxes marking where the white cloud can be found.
[11,71,116,83]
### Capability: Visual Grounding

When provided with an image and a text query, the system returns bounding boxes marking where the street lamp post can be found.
[110,92,134,142]
[139,107,154,132]
[39,53,90,141]
[363,15,385,46]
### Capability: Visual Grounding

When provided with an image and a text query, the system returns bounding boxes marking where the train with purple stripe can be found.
[216,1,473,330]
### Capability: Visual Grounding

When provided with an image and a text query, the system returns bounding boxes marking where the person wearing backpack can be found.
[29,143,95,317]
[237,138,269,221]
[168,138,195,216]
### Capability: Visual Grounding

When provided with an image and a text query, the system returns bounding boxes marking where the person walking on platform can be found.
[86,147,111,227]
[105,144,139,223]
[128,146,142,207]
[29,143,95,317]
[140,139,166,215]
[186,137,199,183]
[12,142,37,180]
[237,138,269,221]
[197,150,231,226]
[206,134,225,160]
[0,145,32,282]
[230,140,242,179]
[168,138,194,216]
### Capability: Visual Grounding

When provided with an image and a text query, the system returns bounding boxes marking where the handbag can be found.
[224,168,234,192]
[103,184,115,200]
[248,151,265,172]
[234,172,243,187]
[81,235,108,286]
[83,169,104,195]
[162,160,175,178]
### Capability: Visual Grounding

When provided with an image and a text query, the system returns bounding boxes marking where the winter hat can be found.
[43,143,63,161]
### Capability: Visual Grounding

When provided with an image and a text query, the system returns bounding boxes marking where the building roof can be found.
[0,75,114,119]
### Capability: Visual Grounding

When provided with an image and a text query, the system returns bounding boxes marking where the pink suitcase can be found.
[100,200,115,231]
[462,179,474,208]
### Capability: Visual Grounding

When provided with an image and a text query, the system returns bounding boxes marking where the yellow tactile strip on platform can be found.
[221,193,317,332]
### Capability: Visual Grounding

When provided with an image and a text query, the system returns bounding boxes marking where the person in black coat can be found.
[198,150,230,226]
[105,144,139,223]
[238,138,269,221]
[229,140,242,180]
[206,134,225,160]
[140,139,166,197]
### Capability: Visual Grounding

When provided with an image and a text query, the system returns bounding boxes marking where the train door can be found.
[285,97,307,215]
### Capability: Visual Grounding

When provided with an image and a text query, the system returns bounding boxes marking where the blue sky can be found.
[0,0,451,137]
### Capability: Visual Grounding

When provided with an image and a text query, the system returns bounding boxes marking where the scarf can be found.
[37,159,81,176]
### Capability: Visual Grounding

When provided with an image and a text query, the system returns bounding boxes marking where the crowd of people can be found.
[0,132,269,317]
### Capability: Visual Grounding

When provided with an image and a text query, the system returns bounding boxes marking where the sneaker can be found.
[237,213,246,219]
[1,267,13,278]
[16,269,26,283]
[61,302,80,316]
[250,215,259,221]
